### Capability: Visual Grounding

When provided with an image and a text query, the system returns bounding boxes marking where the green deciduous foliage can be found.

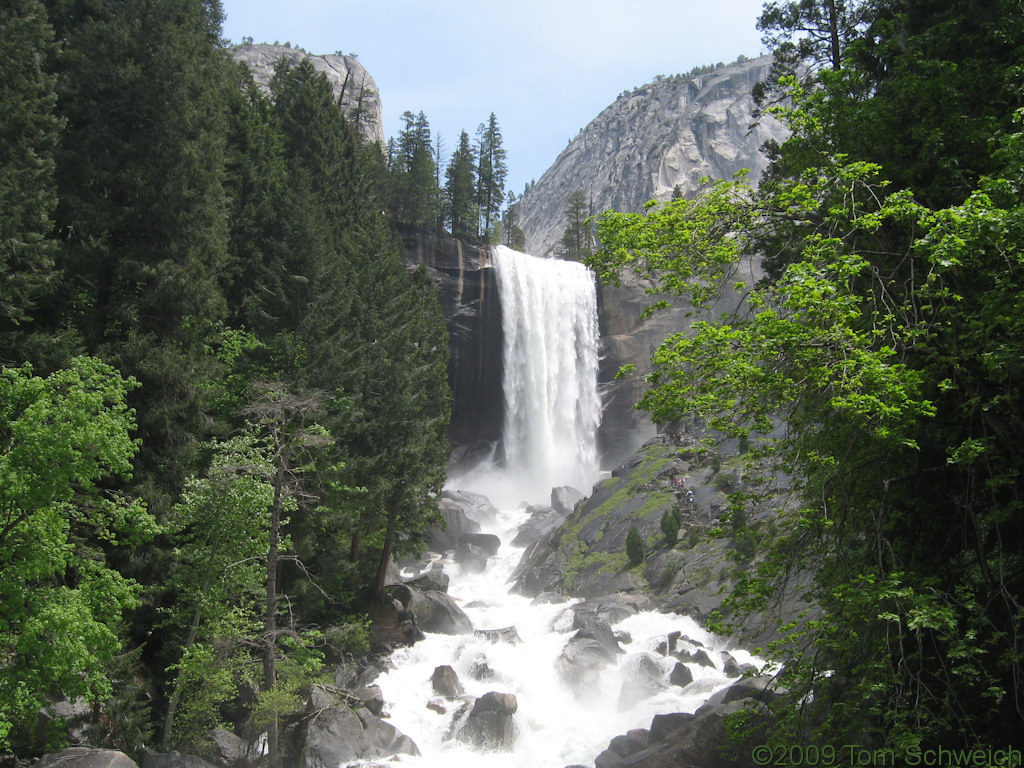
[0,357,156,752]
[161,432,273,748]
[163,399,333,761]
[591,5,1024,748]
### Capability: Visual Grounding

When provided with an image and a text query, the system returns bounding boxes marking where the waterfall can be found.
[454,245,602,507]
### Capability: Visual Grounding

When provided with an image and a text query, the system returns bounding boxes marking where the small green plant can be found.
[659,558,683,587]
[625,525,645,565]
[326,616,372,657]
[660,507,681,545]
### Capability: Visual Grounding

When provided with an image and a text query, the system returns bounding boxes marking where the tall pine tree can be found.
[475,113,507,243]
[0,0,61,362]
[444,130,478,239]
[45,0,232,514]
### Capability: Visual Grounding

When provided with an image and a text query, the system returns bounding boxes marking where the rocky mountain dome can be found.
[231,43,385,146]
[518,55,786,258]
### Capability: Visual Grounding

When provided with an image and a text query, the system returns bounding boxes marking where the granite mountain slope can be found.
[518,55,785,259]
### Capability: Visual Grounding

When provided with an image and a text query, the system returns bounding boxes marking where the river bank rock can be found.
[139,751,214,768]
[442,489,498,526]
[37,749,138,768]
[403,566,449,593]
[208,728,252,767]
[385,583,473,635]
[288,685,419,768]
[425,496,481,553]
[510,504,567,547]
[425,490,501,554]
[593,676,777,768]
[551,486,584,515]
[453,692,518,750]
[511,433,812,646]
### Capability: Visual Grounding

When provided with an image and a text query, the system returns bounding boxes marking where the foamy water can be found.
[364,503,761,767]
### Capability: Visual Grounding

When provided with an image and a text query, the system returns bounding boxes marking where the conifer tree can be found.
[475,113,507,243]
[557,189,594,261]
[0,0,61,361]
[389,111,440,229]
[44,0,232,514]
[502,193,526,251]
[444,130,478,239]
[222,60,296,343]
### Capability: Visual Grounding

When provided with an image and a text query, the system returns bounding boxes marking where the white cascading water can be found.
[361,247,760,767]
[492,244,602,503]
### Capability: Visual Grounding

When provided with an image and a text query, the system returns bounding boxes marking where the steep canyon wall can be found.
[400,229,504,462]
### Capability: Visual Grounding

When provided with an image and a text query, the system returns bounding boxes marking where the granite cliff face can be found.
[400,229,504,462]
[519,55,785,259]
[231,43,385,146]
[516,57,787,467]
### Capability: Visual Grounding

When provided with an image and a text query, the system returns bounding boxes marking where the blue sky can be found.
[220,0,768,197]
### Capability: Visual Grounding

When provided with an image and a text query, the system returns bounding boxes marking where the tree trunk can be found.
[160,596,204,747]
[264,470,283,767]
[349,509,364,563]
[825,0,842,70]
[371,517,396,599]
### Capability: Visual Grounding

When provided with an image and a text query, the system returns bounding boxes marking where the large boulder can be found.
[453,542,490,574]
[592,677,778,768]
[555,614,624,696]
[38,749,139,768]
[431,665,464,698]
[425,498,482,553]
[617,653,669,710]
[510,504,567,548]
[140,752,215,768]
[550,594,648,636]
[404,566,450,593]
[454,692,518,750]
[208,728,251,767]
[385,583,473,635]
[551,486,584,515]
[291,686,418,768]
[459,532,501,556]
[441,489,499,525]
